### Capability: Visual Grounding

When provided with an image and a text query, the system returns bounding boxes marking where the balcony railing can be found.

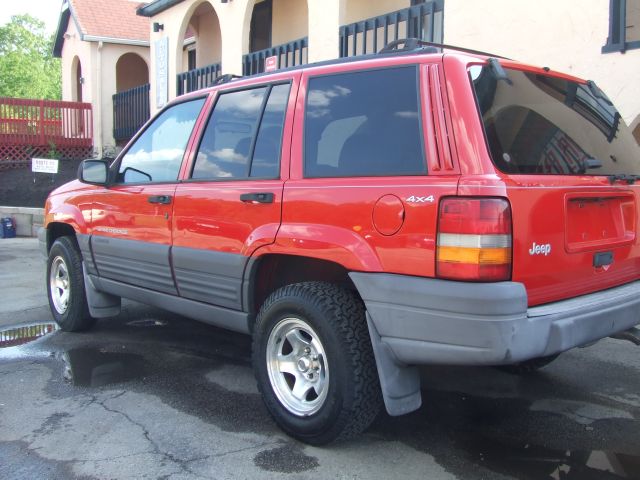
[339,1,444,57]
[112,83,150,142]
[0,97,92,147]
[243,37,308,76]
[176,62,222,96]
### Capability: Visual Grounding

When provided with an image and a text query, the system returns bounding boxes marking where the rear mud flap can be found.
[366,313,422,416]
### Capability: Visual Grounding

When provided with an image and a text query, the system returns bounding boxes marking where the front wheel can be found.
[47,236,95,332]
[252,282,382,445]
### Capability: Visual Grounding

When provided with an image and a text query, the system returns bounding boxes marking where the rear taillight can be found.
[436,197,512,281]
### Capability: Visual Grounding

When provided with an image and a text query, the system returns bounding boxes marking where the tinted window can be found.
[192,87,267,179]
[117,98,205,183]
[470,66,640,175]
[304,67,425,178]
[251,84,289,177]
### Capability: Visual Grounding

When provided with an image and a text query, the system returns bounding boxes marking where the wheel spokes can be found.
[285,329,310,354]
[291,378,313,401]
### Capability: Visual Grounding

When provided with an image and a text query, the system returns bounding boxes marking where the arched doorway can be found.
[176,1,222,94]
[243,0,309,75]
[113,53,150,144]
[115,53,149,93]
[72,56,83,102]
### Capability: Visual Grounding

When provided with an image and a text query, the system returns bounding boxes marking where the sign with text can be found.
[265,56,278,72]
[155,36,169,108]
[32,158,59,174]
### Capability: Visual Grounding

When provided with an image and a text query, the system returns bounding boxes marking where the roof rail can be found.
[214,74,243,85]
[378,38,511,60]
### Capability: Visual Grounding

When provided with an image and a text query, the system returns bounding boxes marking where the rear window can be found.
[470,65,640,176]
[304,67,425,178]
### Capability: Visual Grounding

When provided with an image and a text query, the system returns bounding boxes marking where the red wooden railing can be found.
[0,97,93,147]
[0,97,93,168]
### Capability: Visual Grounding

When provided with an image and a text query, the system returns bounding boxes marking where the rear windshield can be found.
[470,65,640,176]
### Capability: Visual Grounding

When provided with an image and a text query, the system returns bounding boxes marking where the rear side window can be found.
[470,65,640,176]
[304,67,425,178]
[192,83,289,180]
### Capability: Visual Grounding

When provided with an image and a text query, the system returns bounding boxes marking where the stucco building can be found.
[54,0,640,155]
[53,0,151,157]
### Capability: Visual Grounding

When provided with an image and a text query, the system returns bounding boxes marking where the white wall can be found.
[61,17,150,155]
[444,0,640,127]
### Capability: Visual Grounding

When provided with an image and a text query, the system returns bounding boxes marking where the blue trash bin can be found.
[1,217,16,238]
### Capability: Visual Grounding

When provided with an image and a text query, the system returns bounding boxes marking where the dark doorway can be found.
[250,0,272,52]
[76,61,83,103]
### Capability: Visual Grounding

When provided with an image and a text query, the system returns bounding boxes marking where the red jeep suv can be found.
[40,40,640,444]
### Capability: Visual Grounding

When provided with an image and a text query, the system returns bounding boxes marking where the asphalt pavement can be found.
[0,238,639,479]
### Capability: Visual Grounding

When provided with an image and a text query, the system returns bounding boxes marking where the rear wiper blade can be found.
[608,174,640,185]
[587,80,613,106]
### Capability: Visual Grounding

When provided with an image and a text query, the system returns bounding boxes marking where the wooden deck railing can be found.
[0,97,93,147]
[0,97,93,167]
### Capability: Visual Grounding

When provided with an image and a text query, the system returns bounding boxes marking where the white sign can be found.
[265,55,278,72]
[155,36,169,108]
[32,158,59,174]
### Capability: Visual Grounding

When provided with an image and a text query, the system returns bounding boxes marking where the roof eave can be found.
[82,36,150,47]
[52,5,71,58]
[137,0,184,17]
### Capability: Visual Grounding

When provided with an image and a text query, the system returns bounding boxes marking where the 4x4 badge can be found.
[406,195,435,203]
[529,242,551,256]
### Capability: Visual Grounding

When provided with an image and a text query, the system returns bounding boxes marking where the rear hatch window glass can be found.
[469,65,640,176]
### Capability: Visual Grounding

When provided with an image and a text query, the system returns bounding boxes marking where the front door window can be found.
[117,98,206,183]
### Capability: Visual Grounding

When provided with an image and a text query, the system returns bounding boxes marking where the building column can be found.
[307,0,344,63]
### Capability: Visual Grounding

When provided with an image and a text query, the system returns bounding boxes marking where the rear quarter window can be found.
[470,65,640,176]
[304,66,426,178]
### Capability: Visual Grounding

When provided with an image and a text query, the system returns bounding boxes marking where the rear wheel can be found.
[47,236,95,332]
[496,354,560,374]
[252,282,382,445]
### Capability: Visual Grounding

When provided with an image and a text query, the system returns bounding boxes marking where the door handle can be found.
[240,192,274,204]
[148,195,172,204]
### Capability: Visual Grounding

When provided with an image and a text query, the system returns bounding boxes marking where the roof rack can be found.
[378,38,511,60]
[214,73,243,85]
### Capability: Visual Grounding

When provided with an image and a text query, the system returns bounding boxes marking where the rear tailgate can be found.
[507,177,639,305]
[466,61,640,306]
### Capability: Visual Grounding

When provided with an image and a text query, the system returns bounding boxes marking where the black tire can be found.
[252,282,382,445]
[496,354,560,375]
[46,236,95,332]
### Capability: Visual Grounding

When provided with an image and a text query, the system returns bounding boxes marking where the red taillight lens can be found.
[436,197,512,281]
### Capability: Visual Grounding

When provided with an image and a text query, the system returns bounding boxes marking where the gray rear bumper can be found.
[350,273,640,366]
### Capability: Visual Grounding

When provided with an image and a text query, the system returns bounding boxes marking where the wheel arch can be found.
[46,222,78,252]
[243,253,360,332]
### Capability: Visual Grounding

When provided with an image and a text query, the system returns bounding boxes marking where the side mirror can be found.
[78,159,109,185]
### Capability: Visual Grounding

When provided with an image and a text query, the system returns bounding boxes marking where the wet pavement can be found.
[1,238,639,479]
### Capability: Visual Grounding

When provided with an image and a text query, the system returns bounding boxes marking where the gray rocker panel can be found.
[90,236,177,295]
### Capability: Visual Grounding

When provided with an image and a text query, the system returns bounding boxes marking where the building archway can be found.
[241,0,309,75]
[72,56,83,102]
[176,0,222,73]
[242,0,309,54]
[116,52,149,93]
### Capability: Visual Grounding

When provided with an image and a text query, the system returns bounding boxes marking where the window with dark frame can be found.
[187,49,196,71]
[117,98,206,184]
[304,67,426,178]
[191,83,289,180]
[603,0,640,53]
